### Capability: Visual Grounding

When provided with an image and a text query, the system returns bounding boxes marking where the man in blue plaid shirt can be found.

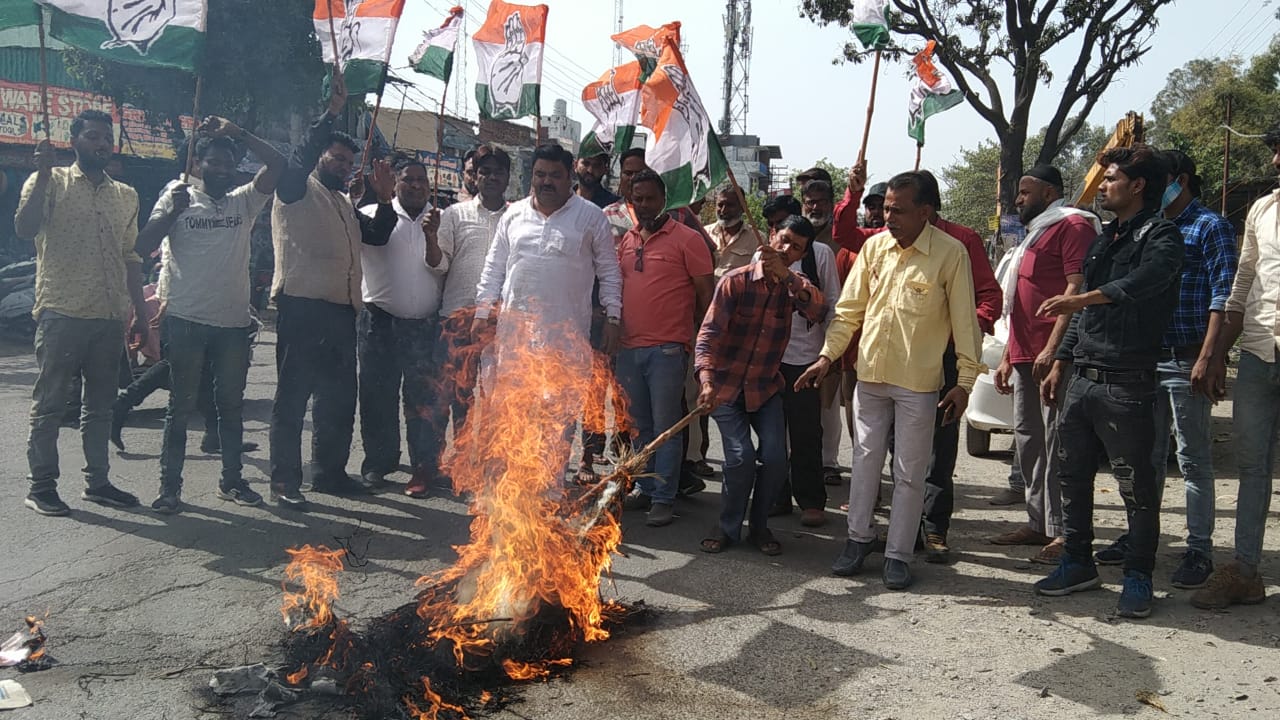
[1092,150,1238,590]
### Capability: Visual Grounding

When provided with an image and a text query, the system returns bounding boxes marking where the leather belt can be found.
[1074,365,1155,385]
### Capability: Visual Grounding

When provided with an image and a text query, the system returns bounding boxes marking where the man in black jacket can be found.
[1033,144,1184,618]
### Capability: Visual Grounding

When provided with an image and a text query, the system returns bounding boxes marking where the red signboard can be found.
[0,80,192,160]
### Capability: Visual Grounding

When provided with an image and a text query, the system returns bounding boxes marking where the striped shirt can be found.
[695,261,825,411]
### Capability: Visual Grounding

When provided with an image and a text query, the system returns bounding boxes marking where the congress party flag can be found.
[579,61,643,157]
[907,40,963,145]
[409,6,463,83]
[638,42,727,211]
[473,0,548,121]
[38,0,207,71]
[850,0,890,51]
[313,0,407,95]
[0,0,40,32]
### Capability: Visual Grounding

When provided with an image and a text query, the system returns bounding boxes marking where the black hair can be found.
[195,136,237,162]
[886,171,936,209]
[463,148,477,164]
[629,168,665,196]
[776,214,817,241]
[1098,143,1167,209]
[801,179,834,202]
[532,143,574,173]
[1159,149,1202,198]
[70,109,113,139]
[392,155,428,175]
[472,143,512,172]
[762,194,802,218]
[327,131,359,155]
[620,147,646,165]
[916,170,943,209]
[775,214,821,294]
[1264,123,1280,150]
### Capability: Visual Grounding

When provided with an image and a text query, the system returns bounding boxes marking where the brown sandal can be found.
[700,529,732,554]
[1031,539,1065,565]
[750,529,782,556]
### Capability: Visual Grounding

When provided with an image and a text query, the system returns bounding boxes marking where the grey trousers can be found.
[28,314,124,494]
[1012,363,1063,537]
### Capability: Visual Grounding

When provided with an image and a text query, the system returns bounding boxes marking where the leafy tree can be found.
[63,0,327,142]
[941,121,1110,234]
[801,0,1177,213]
[1150,39,1280,205]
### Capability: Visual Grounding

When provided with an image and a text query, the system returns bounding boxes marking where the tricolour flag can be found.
[37,0,206,71]
[850,0,890,51]
[473,0,548,121]
[313,0,407,96]
[0,0,40,32]
[611,21,681,61]
[639,42,727,211]
[579,61,643,157]
[409,6,463,83]
[907,40,963,145]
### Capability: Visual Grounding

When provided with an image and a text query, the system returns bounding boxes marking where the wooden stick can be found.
[36,7,50,140]
[1221,95,1232,216]
[433,82,451,200]
[326,0,341,71]
[183,75,203,182]
[604,406,706,482]
[857,48,882,165]
[914,142,922,171]
[361,91,383,171]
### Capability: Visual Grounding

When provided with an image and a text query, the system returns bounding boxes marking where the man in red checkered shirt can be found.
[694,215,826,557]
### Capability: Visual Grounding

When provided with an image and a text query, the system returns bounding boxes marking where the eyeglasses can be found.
[633,245,644,272]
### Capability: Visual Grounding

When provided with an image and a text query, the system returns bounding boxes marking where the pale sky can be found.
[389,0,1278,180]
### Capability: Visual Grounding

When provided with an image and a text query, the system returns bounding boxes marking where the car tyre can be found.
[966,422,991,457]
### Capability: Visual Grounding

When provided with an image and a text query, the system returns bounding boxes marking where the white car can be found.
[964,252,1016,456]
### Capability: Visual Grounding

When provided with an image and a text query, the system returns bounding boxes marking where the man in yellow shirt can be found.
[797,172,983,590]
[15,110,149,516]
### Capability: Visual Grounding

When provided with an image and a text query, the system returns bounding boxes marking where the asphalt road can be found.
[0,328,1277,719]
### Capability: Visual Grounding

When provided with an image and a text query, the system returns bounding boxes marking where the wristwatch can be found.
[606,317,621,326]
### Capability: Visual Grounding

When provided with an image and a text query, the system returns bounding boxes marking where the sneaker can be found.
[150,492,182,514]
[269,485,308,510]
[1094,536,1128,565]
[621,491,652,512]
[1116,570,1154,618]
[310,474,367,496]
[360,471,387,490]
[1034,555,1102,596]
[1170,549,1214,590]
[1190,562,1267,609]
[832,539,873,577]
[24,490,70,517]
[822,467,843,486]
[690,460,715,477]
[883,558,914,590]
[404,473,430,498]
[987,487,1024,506]
[82,483,140,508]
[677,471,706,497]
[645,502,675,527]
[923,533,951,564]
[216,482,263,507]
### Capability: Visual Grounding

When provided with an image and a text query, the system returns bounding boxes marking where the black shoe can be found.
[110,397,129,451]
[690,460,715,477]
[768,502,793,518]
[832,539,873,576]
[82,483,140,508]
[883,558,914,590]
[677,471,706,497]
[1094,535,1128,565]
[200,438,260,454]
[923,533,951,564]
[150,491,182,515]
[24,490,70,517]
[310,474,366,496]
[269,485,308,509]
[216,481,263,507]
[1171,549,1214,589]
[359,471,387,490]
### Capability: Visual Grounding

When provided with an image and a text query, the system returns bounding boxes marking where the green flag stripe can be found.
[852,23,889,50]
[475,83,540,121]
[412,45,453,83]
[908,90,963,144]
[659,132,728,211]
[342,58,387,96]
[47,5,202,71]
[0,1,40,31]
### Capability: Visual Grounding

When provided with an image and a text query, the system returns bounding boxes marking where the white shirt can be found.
[778,242,841,365]
[152,180,269,328]
[475,194,622,340]
[438,196,508,316]
[1226,190,1280,361]
[360,198,444,320]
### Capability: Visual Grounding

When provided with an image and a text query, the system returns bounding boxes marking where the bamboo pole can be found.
[857,48,883,165]
[433,82,452,200]
[1221,95,1232,216]
[914,143,922,171]
[35,7,49,140]
[183,76,203,182]
[326,0,341,70]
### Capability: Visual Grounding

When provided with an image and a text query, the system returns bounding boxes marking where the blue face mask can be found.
[1160,180,1182,212]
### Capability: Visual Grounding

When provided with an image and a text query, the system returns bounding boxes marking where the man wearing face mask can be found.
[705,186,764,275]
[1090,151,1237,590]
[268,74,399,509]
[696,216,825,557]
[615,170,715,527]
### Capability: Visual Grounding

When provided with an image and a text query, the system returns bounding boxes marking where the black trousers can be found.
[357,304,442,477]
[119,358,218,438]
[921,346,961,537]
[777,362,826,510]
[1058,371,1161,574]
[269,294,357,491]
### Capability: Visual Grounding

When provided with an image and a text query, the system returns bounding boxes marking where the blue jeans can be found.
[617,344,687,504]
[1231,350,1280,568]
[710,392,787,541]
[1152,357,1215,553]
[159,316,251,491]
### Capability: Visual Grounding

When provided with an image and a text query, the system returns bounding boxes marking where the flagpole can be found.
[433,82,451,200]
[914,142,922,171]
[35,7,50,140]
[326,0,341,72]
[183,76,203,182]
[857,48,882,166]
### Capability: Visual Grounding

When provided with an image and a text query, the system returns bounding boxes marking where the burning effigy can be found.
[273,310,690,718]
